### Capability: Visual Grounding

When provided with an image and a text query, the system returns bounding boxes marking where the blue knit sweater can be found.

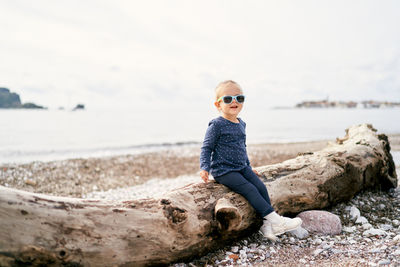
[200,116,250,177]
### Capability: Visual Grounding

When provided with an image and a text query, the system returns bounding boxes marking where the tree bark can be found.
[0,124,397,266]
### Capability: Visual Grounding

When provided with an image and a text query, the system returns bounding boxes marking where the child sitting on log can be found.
[199,80,302,241]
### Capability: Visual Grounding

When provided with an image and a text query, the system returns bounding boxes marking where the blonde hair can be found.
[214,80,243,100]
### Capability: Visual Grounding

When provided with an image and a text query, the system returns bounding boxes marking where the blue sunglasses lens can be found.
[222,95,245,104]
[236,95,245,103]
[222,96,233,103]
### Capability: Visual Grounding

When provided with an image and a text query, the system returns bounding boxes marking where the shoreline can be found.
[0,139,330,198]
[1,136,399,198]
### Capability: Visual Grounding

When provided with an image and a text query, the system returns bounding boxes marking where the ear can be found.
[214,101,221,109]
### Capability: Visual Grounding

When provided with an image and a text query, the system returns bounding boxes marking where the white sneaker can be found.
[270,216,302,236]
[259,221,277,241]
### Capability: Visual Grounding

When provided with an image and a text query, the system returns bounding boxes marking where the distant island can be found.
[296,99,400,109]
[0,87,45,109]
[72,104,85,111]
[0,87,85,110]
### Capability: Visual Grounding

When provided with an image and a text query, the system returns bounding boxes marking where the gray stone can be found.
[289,226,309,239]
[355,216,368,224]
[312,248,324,256]
[368,248,381,253]
[363,228,387,237]
[379,224,393,231]
[348,239,357,245]
[378,259,391,265]
[331,249,343,254]
[231,246,239,253]
[239,249,247,260]
[343,226,356,233]
[361,204,372,212]
[314,238,323,245]
[362,223,373,230]
[378,204,386,210]
[297,210,342,235]
[350,206,361,220]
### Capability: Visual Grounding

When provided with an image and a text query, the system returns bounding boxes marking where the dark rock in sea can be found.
[0,87,45,109]
[21,102,45,109]
[0,87,21,108]
[72,104,85,111]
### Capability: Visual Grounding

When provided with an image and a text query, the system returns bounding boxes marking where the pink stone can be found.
[297,210,342,235]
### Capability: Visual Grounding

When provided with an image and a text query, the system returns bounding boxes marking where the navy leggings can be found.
[215,166,274,217]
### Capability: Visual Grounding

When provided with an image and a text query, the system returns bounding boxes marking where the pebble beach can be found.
[1,135,400,266]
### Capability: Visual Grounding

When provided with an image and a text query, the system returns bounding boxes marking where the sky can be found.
[1,0,400,110]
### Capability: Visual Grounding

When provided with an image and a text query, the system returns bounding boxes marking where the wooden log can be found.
[0,124,397,266]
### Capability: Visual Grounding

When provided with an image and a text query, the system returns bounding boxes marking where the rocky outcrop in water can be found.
[0,87,45,109]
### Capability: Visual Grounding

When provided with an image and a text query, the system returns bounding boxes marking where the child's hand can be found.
[200,170,209,183]
[253,169,260,176]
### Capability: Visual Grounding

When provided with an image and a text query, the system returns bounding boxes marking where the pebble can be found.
[289,226,309,239]
[343,226,356,233]
[379,224,393,231]
[355,216,368,224]
[297,210,342,235]
[378,259,391,265]
[362,223,373,230]
[363,228,387,237]
[350,206,361,220]
[312,248,324,256]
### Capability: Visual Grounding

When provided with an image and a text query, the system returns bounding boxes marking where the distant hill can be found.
[295,99,400,109]
[0,87,45,109]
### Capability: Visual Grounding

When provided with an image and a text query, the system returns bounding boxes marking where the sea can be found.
[1,107,399,165]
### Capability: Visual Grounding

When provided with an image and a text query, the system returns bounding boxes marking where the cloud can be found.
[1,1,400,109]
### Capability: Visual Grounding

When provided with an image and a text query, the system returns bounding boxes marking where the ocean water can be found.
[1,108,399,164]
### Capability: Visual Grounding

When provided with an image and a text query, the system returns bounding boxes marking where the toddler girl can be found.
[199,80,302,241]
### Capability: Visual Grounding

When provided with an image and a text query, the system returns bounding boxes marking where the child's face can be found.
[214,85,244,120]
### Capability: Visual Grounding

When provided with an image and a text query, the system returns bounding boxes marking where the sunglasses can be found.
[217,95,245,104]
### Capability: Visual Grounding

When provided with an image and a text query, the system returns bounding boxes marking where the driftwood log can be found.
[0,124,397,266]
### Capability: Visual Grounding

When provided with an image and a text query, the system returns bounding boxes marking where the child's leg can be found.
[215,171,274,217]
[241,166,272,205]
[240,166,302,238]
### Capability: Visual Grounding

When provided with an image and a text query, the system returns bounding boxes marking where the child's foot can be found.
[259,221,277,241]
[270,216,302,236]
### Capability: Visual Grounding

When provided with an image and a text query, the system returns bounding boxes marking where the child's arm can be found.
[199,121,219,182]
